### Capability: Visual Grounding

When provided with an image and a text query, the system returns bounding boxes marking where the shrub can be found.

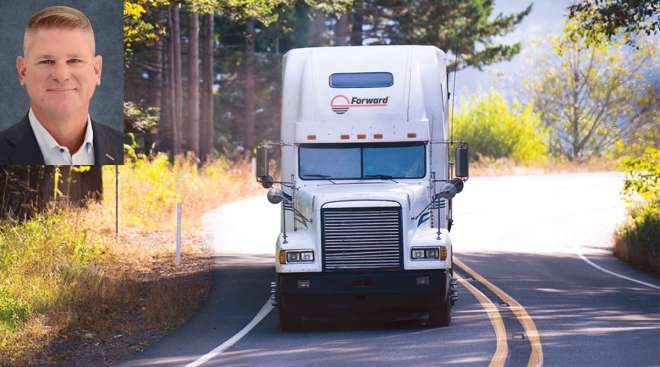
[614,147,660,273]
[0,291,31,331]
[454,91,548,164]
[621,147,659,204]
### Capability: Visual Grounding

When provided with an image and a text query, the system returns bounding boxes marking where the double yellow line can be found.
[454,257,543,367]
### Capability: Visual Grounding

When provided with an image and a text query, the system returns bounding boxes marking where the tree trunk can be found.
[335,12,349,46]
[350,0,363,46]
[308,11,325,46]
[188,12,200,157]
[171,4,183,154]
[244,16,256,155]
[159,34,173,154]
[200,13,214,160]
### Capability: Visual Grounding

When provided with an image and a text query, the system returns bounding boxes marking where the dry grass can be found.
[469,156,619,176]
[0,154,260,366]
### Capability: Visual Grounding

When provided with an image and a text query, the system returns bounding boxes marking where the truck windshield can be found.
[299,143,425,180]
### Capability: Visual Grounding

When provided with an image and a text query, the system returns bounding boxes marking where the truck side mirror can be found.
[256,146,274,188]
[455,143,469,179]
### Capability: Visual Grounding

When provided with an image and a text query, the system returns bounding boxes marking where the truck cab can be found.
[257,45,468,329]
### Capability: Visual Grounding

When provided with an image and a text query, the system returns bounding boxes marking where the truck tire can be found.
[428,274,452,327]
[428,297,451,327]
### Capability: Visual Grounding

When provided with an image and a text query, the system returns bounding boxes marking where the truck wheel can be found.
[428,275,452,327]
[428,296,451,327]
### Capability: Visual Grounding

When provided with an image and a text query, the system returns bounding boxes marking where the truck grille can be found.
[321,206,403,271]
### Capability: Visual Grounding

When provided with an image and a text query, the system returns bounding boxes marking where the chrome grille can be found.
[322,206,402,271]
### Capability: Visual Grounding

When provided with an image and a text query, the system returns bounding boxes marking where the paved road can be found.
[122,172,660,367]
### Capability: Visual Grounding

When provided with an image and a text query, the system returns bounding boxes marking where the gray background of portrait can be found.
[0,0,123,132]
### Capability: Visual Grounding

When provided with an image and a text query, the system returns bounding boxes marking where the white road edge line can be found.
[185,298,273,367]
[576,249,660,290]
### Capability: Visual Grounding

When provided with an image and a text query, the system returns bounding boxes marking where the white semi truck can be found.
[256,45,469,330]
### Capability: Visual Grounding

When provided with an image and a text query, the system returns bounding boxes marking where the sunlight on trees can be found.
[454,91,548,164]
[531,27,658,161]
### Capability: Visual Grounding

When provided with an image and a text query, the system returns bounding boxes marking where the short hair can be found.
[23,5,95,55]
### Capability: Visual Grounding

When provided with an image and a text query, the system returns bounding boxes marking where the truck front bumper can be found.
[277,270,449,320]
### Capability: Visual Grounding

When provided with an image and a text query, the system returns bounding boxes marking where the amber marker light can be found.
[374,133,383,139]
[279,250,286,264]
[357,133,366,139]
[340,134,350,140]
[407,133,417,138]
[440,246,447,261]
[307,134,317,140]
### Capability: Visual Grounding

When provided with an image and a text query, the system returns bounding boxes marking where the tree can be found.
[200,13,215,159]
[170,3,184,154]
[532,33,658,160]
[188,12,201,156]
[244,15,257,155]
[567,0,660,46]
[359,0,532,70]
[219,0,294,155]
[184,1,219,158]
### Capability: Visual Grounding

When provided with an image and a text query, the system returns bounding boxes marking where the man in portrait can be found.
[0,5,123,165]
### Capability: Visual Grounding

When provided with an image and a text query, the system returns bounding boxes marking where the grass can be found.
[0,153,260,366]
[0,211,106,364]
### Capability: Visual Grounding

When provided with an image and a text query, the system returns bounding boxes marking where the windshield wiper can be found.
[365,174,399,183]
[303,173,336,183]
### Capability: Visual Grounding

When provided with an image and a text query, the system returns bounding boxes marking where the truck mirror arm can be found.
[411,179,464,220]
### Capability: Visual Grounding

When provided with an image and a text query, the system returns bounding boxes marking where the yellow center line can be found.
[455,256,544,367]
[456,273,508,367]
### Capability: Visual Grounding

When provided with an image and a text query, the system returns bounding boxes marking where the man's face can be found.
[16,28,102,119]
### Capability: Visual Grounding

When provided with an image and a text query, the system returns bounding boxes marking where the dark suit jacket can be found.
[0,115,124,165]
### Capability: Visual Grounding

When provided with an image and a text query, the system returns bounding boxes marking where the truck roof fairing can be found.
[281,45,449,145]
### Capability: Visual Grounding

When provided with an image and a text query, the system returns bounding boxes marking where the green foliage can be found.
[124,101,161,134]
[124,0,170,51]
[567,0,659,47]
[186,0,220,14]
[0,290,31,331]
[454,91,547,164]
[304,0,352,15]
[370,0,532,70]
[533,32,658,160]
[621,147,659,204]
[615,147,660,271]
[221,0,292,25]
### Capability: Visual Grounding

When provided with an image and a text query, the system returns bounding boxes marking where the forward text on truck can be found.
[256,45,469,330]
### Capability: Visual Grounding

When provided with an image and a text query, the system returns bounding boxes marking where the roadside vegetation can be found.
[454,28,656,177]
[614,148,660,275]
[0,154,258,366]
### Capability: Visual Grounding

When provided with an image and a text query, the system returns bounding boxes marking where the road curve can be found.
[121,172,660,367]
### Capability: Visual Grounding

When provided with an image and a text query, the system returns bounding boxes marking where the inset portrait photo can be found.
[0,1,124,165]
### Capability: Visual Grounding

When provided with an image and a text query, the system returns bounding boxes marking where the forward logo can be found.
[330,95,389,115]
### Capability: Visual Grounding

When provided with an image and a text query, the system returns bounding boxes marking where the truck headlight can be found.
[280,250,315,264]
[411,247,446,260]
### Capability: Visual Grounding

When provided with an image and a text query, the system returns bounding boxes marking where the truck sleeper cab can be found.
[257,45,469,330]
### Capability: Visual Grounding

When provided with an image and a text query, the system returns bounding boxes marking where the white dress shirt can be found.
[28,108,95,165]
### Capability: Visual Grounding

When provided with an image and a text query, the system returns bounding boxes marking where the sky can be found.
[456,0,573,103]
